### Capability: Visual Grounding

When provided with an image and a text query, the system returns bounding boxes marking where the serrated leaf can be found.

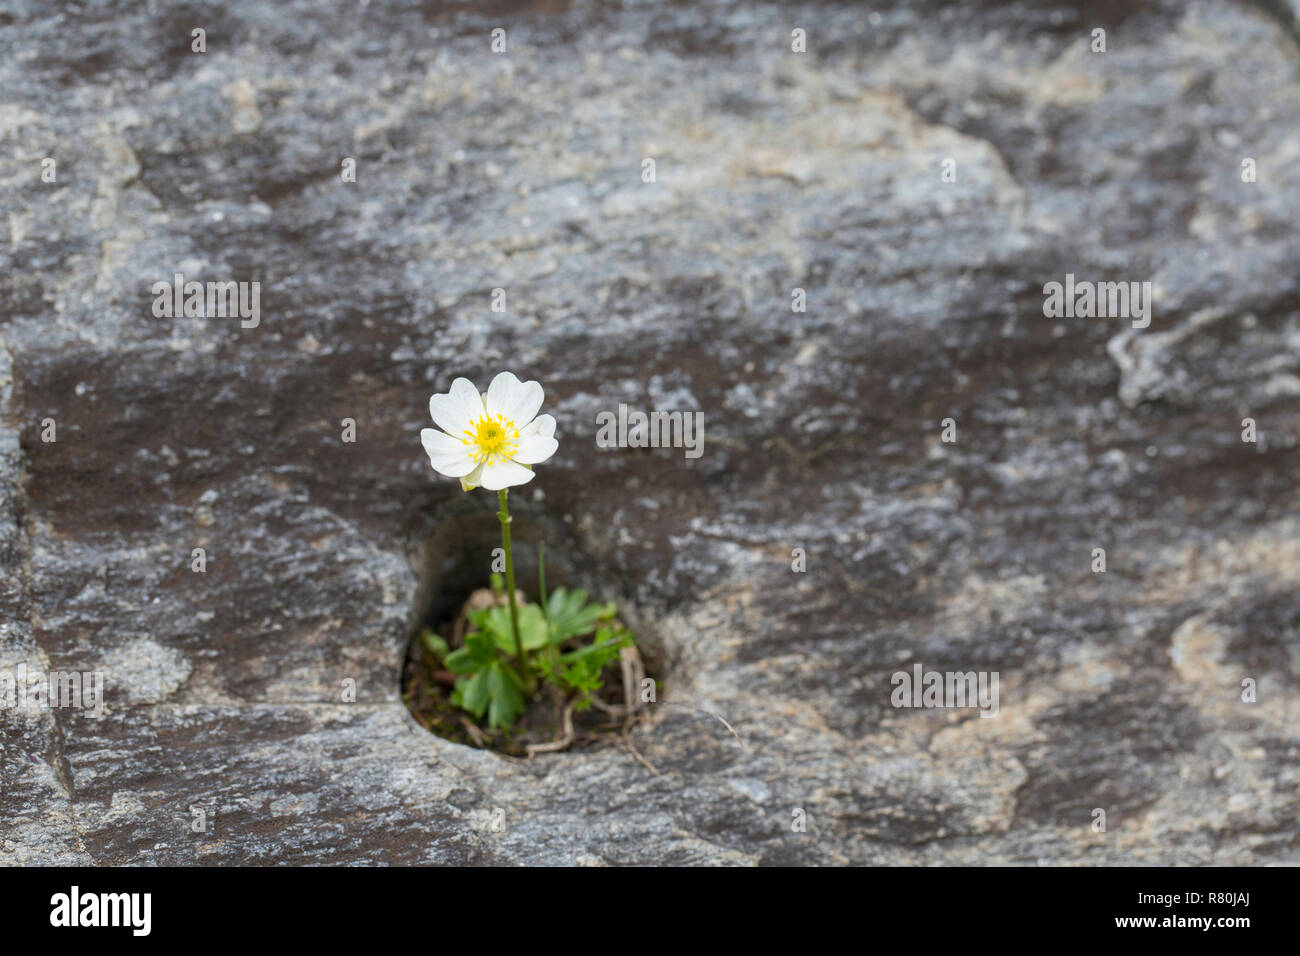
[421,629,449,660]
[545,587,617,644]
[554,626,634,706]
[485,661,526,729]
[481,603,549,653]
[445,631,496,673]
[444,647,475,674]
[453,669,491,718]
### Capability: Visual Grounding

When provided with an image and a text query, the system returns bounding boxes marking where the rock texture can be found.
[2,0,1299,865]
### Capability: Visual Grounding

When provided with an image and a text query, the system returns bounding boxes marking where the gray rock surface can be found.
[2,0,1298,865]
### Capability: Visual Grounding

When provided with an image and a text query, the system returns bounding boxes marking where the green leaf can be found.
[420,628,449,660]
[546,587,585,623]
[545,588,617,644]
[478,603,549,653]
[452,669,491,718]
[485,661,526,729]
[553,625,634,708]
[448,644,527,730]
[444,648,472,673]
[445,631,496,674]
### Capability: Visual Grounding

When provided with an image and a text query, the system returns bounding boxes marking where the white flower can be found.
[421,372,558,491]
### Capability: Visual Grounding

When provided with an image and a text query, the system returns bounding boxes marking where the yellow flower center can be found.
[464,413,519,464]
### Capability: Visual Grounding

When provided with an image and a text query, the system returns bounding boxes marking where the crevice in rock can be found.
[2,334,86,855]
[401,494,668,755]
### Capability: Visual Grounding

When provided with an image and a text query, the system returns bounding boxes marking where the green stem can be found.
[538,540,557,676]
[497,489,526,673]
[537,540,548,621]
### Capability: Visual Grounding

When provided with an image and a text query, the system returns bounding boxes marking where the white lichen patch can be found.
[100,637,193,705]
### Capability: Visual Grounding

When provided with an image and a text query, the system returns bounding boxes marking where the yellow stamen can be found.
[462,413,519,464]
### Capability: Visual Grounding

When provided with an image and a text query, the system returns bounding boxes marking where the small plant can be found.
[414,372,641,748]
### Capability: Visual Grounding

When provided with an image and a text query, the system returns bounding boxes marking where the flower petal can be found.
[485,371,544,428]
[512,433,557,465]
[429,377,484,436]
[479,459,535,490]
[421,428,477,477]
[459,461,486,491]
[520,413,555,439]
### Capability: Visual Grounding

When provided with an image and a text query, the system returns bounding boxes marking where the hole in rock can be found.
[401,496,665,756]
